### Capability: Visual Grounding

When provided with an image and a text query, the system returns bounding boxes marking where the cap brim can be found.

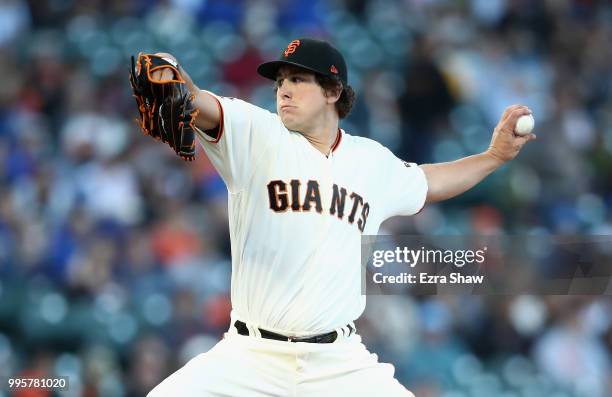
[257,60,327,81]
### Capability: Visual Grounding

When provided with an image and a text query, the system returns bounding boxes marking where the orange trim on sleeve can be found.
[201,92,225,144]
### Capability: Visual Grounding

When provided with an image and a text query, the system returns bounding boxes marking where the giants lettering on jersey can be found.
[267,180,370,232]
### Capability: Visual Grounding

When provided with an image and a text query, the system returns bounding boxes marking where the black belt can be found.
[234,320,354,344]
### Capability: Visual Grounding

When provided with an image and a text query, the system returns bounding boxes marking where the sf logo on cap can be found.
[284,40,301,57]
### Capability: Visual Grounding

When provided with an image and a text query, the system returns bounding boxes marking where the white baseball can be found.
[515,114,535,136]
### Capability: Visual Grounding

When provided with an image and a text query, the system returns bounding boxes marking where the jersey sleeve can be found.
[193,91,281,193]
[376,144,428,219]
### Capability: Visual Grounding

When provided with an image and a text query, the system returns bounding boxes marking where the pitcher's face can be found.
[275,67,328,133]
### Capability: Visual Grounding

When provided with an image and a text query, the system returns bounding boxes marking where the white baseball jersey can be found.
[195,92,428,336]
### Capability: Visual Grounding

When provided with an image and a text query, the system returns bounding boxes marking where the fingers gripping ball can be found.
[129,53,199,161]
[515,114,535,136]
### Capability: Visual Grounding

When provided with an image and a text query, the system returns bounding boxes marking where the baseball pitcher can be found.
[129,38,535,397]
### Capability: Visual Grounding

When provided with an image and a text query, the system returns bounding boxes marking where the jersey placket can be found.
[294,141,337,325]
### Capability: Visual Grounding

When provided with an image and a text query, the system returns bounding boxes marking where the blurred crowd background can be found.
[0,0,611,396]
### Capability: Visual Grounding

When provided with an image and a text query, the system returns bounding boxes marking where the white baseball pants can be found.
[147,323,414,397]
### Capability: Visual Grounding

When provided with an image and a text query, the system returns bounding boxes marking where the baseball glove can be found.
[129,53,199,161]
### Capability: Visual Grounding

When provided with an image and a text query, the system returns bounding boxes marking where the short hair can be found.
[314,74,356,119]
[273,66,356,119]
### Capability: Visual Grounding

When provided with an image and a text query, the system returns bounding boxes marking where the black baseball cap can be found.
[257,38,348,86]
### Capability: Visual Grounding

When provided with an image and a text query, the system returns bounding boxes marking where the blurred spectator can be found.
[534,298,611,397]
[398,34,456,163]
